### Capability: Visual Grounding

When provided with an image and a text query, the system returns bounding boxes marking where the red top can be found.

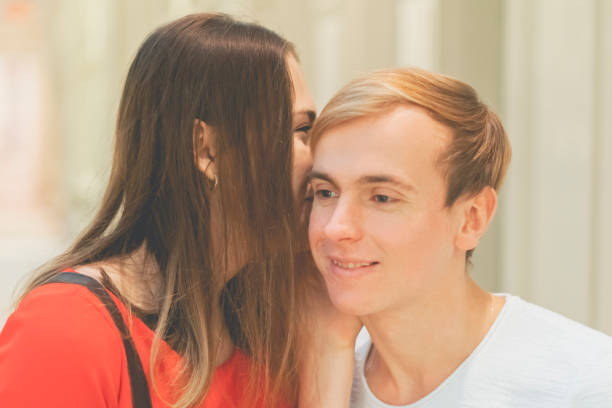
[0,275,284,408]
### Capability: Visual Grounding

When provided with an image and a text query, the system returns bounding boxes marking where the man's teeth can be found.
[332,259,373,269]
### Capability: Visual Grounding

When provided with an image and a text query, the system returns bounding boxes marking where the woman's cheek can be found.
[292,137,313,198]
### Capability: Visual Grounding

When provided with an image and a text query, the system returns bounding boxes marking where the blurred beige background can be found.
[1,0,611,335]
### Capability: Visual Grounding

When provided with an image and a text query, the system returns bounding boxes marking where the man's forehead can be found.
[317,109,448,155]
[311,106,451,188]
[315,105,450,148]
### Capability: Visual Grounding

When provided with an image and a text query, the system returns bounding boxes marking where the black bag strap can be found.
[45,272,153,408]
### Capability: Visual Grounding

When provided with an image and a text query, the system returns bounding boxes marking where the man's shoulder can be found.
[354,296,612,357]
[350,297,612,406]
[488,295,612,402]
[499,295,612,356]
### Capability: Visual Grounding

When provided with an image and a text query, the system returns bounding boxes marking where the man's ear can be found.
[454,186,498,252]
[193,119,217,182]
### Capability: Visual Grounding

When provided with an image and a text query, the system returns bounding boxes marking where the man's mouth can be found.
[330,258,378,270]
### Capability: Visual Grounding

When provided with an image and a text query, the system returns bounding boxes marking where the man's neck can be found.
[361,272,503,405]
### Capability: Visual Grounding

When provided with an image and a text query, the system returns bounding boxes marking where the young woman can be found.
[0,13,316,408]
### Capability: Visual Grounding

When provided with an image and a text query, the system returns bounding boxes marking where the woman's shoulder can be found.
[0,280,127,407]
[6,277,125,342]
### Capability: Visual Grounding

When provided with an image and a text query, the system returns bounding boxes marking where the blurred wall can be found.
[1,0,610,334]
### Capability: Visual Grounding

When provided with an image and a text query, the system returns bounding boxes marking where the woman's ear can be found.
[454,186,498,252]
[193,119,217,182]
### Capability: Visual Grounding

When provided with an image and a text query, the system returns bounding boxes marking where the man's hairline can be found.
[311,104,456,200]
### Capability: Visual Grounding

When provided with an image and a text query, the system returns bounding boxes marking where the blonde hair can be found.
[310,67,512,258]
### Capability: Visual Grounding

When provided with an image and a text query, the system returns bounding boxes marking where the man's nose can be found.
[323,197,363,242]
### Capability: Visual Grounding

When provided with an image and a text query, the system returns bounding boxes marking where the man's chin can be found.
[327,287,376,317]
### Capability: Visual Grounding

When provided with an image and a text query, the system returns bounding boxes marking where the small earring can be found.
[203,159,217,190]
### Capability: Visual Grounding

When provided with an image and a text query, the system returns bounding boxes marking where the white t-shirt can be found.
[351,295,612,407]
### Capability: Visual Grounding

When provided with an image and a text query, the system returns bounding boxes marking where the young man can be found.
[306,68,612,407]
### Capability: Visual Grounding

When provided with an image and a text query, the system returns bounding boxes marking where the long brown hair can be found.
[21,13,300,407]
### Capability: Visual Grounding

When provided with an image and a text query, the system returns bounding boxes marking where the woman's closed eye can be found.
[294,124,312,144]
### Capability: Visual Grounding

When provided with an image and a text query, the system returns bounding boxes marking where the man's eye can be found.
[315,189,337,199]
[373,194,392,203]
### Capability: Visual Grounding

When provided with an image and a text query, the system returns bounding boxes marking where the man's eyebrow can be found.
[357,174,415,191]
[307,170,334,183]
[307,172,414,191]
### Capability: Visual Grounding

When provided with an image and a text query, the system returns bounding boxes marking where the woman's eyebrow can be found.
[294,109,316,123]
